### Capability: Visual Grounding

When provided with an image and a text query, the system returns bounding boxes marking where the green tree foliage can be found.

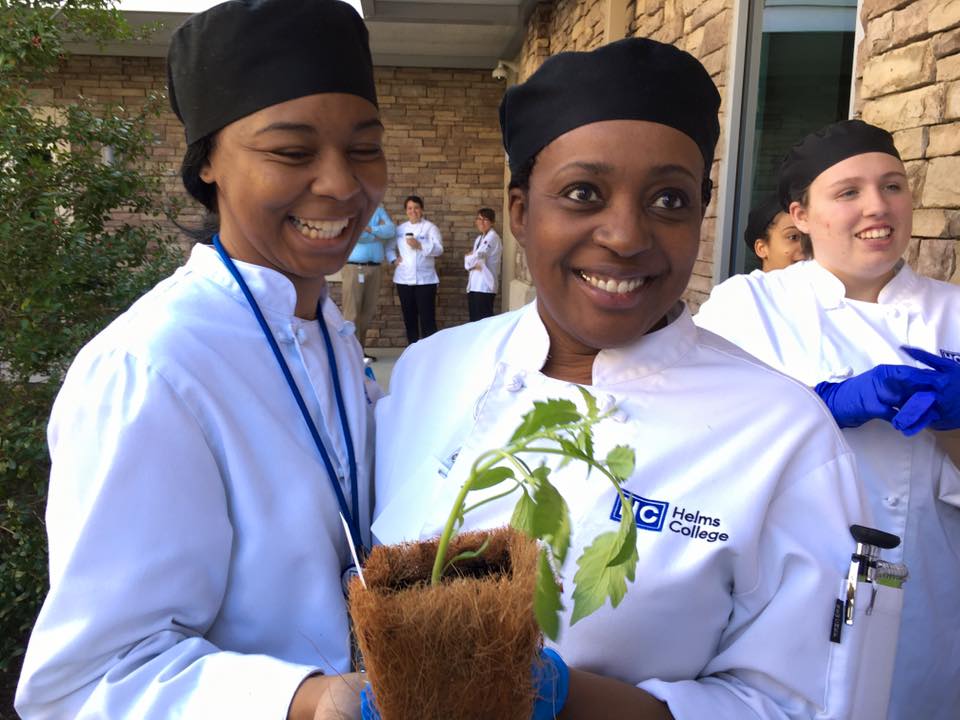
[0,1,182,707]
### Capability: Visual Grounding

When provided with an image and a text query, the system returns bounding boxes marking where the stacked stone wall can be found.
[856,0,960,283]
[31,57,506,347]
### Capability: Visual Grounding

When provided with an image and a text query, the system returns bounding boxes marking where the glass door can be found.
[724,0,856,276]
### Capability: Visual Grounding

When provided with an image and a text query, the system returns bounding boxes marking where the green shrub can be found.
[0,1,182,710]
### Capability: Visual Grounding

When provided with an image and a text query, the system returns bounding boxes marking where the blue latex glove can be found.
[532,647,570,720]
[360,682,380,720]
[901,346,960,430]
[359,648,569,720]
[814,364,946,436]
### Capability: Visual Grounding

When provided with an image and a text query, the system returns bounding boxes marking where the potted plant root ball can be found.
[348,389,639,720]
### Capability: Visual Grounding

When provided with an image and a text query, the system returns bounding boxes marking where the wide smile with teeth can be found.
[856,227,892,240]
[579,271,646,294]
[291,216,350,239]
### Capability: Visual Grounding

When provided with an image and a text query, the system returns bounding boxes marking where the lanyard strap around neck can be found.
[212,236,365,556]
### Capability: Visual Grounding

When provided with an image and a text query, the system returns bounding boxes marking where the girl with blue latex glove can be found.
[694,118,960,720]
[814,364,946,436]
[359,648,570,720]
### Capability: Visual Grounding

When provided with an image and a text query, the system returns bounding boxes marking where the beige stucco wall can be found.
[855,0,960,285]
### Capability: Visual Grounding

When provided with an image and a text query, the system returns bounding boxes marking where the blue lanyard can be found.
[212,235,365,556]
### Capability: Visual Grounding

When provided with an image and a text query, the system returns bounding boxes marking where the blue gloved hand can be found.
[814,364,946,436]
[901,346,960,430]
[360,681,381,720]
[359,648,569,720]
[532,647,570,720]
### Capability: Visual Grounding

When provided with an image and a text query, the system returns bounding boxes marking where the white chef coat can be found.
[391,218,443,285]
[695,259,960,720]
[464,229,502,293]
[15,244,378,719]
[373,301,871,720]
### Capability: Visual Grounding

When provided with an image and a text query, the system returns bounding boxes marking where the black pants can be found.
[396,283,437,344]
[467,291,495,322]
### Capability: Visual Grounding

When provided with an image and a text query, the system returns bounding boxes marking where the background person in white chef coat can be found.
[464,206,502,321]
[15,1,384,718]
[390,194,443,344]
[695,119,960,720]
[373,38,871,720]
[744,193,810,272]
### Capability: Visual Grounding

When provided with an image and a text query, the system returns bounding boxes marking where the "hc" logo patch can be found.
[610,491,669,532]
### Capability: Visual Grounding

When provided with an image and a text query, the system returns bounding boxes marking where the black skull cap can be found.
[777,119,900,210]
[499,37,721,179]
[167,0,377,145]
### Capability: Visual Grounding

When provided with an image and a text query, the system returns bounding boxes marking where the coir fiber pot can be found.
[349,526,542,720]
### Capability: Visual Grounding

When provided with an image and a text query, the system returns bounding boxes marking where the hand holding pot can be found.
[359,648,569,720]
[289,672,363,720]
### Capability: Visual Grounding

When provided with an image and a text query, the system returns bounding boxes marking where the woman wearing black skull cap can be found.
[16,1,384,718]
[373,38,869,719]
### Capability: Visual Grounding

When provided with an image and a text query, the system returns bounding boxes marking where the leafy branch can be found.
[430,387,638,640]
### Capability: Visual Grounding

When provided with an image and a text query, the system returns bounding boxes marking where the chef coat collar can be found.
[501,300,697,386]
[190,243,344,328]
[804,258,920,310]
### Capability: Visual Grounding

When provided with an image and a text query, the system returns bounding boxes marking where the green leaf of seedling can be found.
[509,398,581,443]
[532,476,571,565]
[576,428,594,475]
[556,439,584,470]
[469,466,515,492]
[510,491,536,536]
[570,513,638,625]
[576,385,599,420]
[607,496,638,568]
[534,548,564,642]
[605,445,636,482]
[443,536,492,575]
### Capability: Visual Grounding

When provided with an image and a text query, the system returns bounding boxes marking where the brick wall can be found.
[856,0,960,284]
[511,0,732,309]
[32,56,506,348]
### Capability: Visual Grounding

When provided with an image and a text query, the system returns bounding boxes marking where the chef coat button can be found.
[597,394,616,412]
[295,327,308,343]
[339,320,356,337]
[611,409,628,423]
[885,495,900,507]
[506,373,526,392]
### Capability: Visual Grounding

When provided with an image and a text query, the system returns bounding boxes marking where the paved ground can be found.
[365,346,404,393]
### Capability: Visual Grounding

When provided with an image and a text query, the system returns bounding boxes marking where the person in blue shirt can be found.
[341,203,395,360]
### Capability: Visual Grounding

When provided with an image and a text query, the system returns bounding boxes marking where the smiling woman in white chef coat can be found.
[695,119,960,720]
[15,2,385,719]
[373,38,870,720]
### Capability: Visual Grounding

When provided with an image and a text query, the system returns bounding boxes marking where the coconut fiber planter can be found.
[349,526,542,720]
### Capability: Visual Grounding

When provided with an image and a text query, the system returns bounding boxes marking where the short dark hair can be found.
[477,207,495,222]
[744,195,782,254]
[180,134,217,212]
[404,195,424,209]
[178,133,220,242]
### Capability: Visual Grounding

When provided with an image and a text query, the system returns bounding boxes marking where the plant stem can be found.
[430,450,498,585]
[428,415,618,586]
